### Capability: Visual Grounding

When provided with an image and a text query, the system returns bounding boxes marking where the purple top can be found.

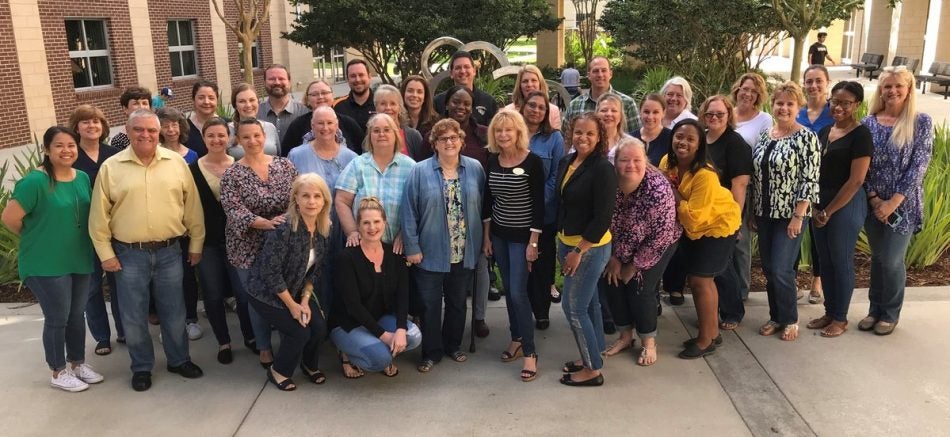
[221,157,298,268]
[862,113,933,234]
[610,168,682,271]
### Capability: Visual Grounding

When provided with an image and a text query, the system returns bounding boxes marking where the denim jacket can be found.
[529,130,565,226]
[401,156,485,272]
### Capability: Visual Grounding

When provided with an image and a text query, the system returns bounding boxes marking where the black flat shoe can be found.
[535,319,550,330]
[131,371,152,392]
[217,347,233,364]
[300,364,327,384]
[562,361,584,373]
[682,333,723,347]
[267,369,296,391]
[167,361,204,378]
[559,373,604,387]
[669,291,685,306]
[678,342,716,359]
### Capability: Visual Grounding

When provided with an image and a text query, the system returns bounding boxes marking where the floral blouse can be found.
[862,113,933,234]
[444,178,466,264]
[221,157,298,268]
[610,168,682,271]
[751,127,821,218]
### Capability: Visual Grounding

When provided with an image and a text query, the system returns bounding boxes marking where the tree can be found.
[571,0,602,68]
[285,0,560,84]
[212,0,272,86]
[771,0,862,81]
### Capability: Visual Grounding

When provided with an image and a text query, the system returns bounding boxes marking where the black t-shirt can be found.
[706,129,753,189]
[334,91,375,137]
[434,87,499,126]
[809,42,828,65]
[632,128,672,166]
[817,124,873,208]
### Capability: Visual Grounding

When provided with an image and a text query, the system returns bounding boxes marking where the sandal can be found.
[417,359,435,373]
[449,351,468,362]
[300,364,327,384]
[605,337,633,356]
[807,315,833,330]
[780,323,799,341]
[637,346,657,366]
[521,354,539,382]
[94,341,112,356]
[382,363,399,377]
[719,321,739,331]
[820,320,848,338]
[759,321,781,336]
[669,291,685,306]
[267,368,296,391]
[500,341,523,362]
[808,290,824,304]
[339,354,364,379]
[562,360,584,373]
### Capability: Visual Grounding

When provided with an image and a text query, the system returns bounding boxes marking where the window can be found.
[65,19,113,89]
[239,41,260,72]
[168,20,197,78]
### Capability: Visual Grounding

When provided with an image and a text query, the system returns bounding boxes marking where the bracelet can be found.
[792,213,804,220]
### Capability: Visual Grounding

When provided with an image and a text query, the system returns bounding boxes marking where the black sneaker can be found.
[678,342,716,359]
[167,361,204,378]
[131,371,152,392]
[487,287,502,301]
[682,333,723,347]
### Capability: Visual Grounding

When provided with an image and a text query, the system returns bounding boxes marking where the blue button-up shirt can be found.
[401,156,485,272]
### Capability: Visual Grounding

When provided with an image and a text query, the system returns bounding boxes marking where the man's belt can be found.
[113,236,181,250]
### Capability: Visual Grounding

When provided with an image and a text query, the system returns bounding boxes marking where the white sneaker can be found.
[51,370,89,392]
[71,363,104,384]
[186,322,203,341]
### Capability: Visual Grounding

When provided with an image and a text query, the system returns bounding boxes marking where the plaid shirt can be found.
[561,86,642,132]
[336,152,416,243]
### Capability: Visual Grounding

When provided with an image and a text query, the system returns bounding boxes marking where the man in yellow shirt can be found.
[89,109,205,392]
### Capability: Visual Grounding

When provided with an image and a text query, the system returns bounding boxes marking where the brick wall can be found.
[39,0,137,128]
[147,0,218,114]
[0,1,31,147]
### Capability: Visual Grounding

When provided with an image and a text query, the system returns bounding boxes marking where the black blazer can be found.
[555,152,617,243]
[189,161,227,247]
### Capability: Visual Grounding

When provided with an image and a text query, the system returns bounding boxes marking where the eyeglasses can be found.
[829,99,856,107]
[437,135,461,144]
[738,87,758,95]
[703,112,727,119]
[307,91,333,97]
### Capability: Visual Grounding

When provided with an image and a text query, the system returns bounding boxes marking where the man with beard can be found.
[434,51,498,126]
[334,59,375,137]
[258,64,308,148]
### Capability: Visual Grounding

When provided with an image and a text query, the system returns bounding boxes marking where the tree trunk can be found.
[241,34,255,86]
[790,34,806,83]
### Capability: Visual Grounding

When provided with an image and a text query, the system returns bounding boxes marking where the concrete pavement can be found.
[2,287,948,436]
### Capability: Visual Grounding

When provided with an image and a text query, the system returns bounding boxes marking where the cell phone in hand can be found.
[887,211,903,229]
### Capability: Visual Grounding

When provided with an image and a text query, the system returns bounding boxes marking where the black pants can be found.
[414,263,472,362]
[528,223,557,321]
[662,240,689,293]
[250,298,325,378]
[601,242,677,335]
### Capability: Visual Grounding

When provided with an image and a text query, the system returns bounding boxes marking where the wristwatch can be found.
[572,246,583,254]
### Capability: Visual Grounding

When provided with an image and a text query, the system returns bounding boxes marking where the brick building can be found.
[2,0,314,148]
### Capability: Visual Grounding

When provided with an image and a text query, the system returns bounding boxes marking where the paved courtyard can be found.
[2,286,949,436]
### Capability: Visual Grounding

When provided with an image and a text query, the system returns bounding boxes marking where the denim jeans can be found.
[330,315,422,372]
[527,223,557,321]
[756,217,807,325]
[235,267,274,352]
[250,298,325,377]
[414,264,472,362]
[492,236,536,355]
[195,244,253,346]
[179,237,199,323]
[865,216,913,322]
[601,241,677,338]
[558,241,611,371]
[735,207,753,300]
[113,243,191,372]
[85,261,124,342]
[25,274,92,371]
[717,232,745,324]
[814,191,867,321]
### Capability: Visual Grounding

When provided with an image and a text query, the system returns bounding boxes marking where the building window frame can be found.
[168,20,198,78]
[65,18,114,90]
[239,40,261,73]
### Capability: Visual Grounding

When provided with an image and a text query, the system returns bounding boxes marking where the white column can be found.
[209,0,232,100]
[128,0,157,91]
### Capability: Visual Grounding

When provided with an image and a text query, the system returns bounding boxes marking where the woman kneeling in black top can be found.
[330,197,421,378]
[247,173,332,391]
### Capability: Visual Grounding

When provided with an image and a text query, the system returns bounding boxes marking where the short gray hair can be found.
[127,108,159,128]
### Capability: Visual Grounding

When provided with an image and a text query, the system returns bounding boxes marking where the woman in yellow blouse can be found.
[660,119,741,359]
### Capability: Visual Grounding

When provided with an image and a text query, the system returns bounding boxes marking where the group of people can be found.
[4,52,932,392]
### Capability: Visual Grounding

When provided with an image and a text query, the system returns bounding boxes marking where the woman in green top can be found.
[1,126,102,393]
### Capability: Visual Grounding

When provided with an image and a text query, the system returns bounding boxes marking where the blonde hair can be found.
[699,95,736,130]
[772,80,806,107]
[730,72,768,110]
[356,196,387,223]
[613,136,647,163]
[596,93,628,134]
[68,104,110,143]
[363,113,405,155]
[374,84,407,126]
[661,76,694,111]
[287,173,332,237]
[486,109,529,154]
[869,66,918,148]
[512,65,550,109]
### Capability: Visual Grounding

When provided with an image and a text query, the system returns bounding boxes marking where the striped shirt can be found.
[483,152,545,243]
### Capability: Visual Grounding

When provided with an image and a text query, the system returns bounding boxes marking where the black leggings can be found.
[250,298,325,378]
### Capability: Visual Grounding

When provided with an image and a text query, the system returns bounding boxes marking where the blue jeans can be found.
[194,244,253,346]
[234,267,274,353]
[716,232,745,324]
[85,262,124,342]
[756,217,807,325]
[492,236,535,355]
[25,274,92,371]
[865,216,913,322]
[112,243,191,372]
[558,241,611,371]
[735,206,753,300]
[330,315,422,372]
[814,192,867,321]
[413,264,472,362]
